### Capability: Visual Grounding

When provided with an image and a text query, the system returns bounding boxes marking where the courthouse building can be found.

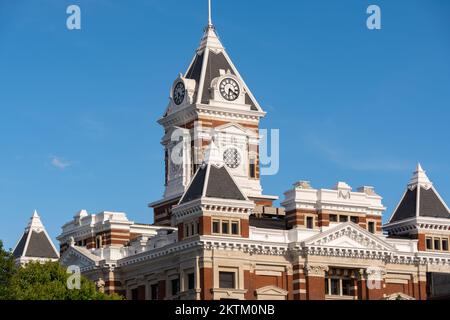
[55,5,450,300]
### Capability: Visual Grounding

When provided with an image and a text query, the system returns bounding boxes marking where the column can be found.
[304,264,329,300]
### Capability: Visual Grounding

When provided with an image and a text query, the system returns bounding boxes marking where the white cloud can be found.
[51,157,72,170]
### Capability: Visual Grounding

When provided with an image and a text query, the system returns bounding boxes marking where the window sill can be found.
[325,295,357,300]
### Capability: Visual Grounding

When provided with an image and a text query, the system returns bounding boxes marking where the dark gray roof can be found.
[201,51,233,104]
[25,231,59,259]
[205,166,246,200]
[179,164,246,205]
[13,230,59,260]
[13,232,29,259]
[420,188,450,218]
[200,51,257,111]
[390,187,450,223]
[390,189,417,223]
[179,165,208,204]
[186,52,204,102]
[249,216,287,230]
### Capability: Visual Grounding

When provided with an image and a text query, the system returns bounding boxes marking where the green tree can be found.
[7,261,122,300]
[0,240,17,299]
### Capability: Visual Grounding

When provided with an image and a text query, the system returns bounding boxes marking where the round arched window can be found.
[223,148,241,169]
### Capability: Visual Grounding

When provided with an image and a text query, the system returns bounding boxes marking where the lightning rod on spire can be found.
[208,0,213,27]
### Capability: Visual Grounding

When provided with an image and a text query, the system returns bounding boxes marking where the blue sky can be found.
[0,0,449,249]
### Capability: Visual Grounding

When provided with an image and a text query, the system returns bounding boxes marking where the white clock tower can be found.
[150,1,278,226]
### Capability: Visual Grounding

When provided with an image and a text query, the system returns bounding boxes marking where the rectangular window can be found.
[231,221,239,235]
[342,279,353,296]
[350,216,359,224]
[249,159,256,179]
[187,273,195,290]
[131,288,139,301]
[443,239,449,251]
[368,222,375,234]
[171,278,180,296]
[212,220,220,234]
[95,236,102,249]
[191,223,195,236]
[330,278,340,295]
[434,239,441,251]
[426,238,433,250]
[329,215,338,222]
[219,272,235,289]
[325,278,329,295]
[185,224,190,237]
[222,221,230,234]
[339,216,348,222]
[151,284,159,300]
[306,217,314,229]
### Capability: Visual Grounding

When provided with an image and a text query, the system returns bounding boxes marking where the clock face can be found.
[173,82,186,105]
[223,148,241,169]
[219,78,240,101]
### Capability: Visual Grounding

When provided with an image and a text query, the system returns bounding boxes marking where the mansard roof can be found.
[389,164,450,223]
[182,25,261,111]
[179,141,247,205]
[13,211,59,260]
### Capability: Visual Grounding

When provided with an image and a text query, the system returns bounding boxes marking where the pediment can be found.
[214,123,256,137]
[60,246,100,269]
[385,292,415,300]
[255,285,288,296]
[304,222,395,251]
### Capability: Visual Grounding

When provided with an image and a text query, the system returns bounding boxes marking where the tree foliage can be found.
[0,240,122,300]
[0,240,16,299]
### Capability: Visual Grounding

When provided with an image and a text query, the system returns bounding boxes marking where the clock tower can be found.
[150,1,277,226]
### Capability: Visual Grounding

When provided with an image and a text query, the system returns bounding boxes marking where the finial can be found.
[408,163,432,189]
[208,0,213,27]
[417,163,424,172]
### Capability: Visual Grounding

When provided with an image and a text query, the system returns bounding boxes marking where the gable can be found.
[215,123,255,137]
